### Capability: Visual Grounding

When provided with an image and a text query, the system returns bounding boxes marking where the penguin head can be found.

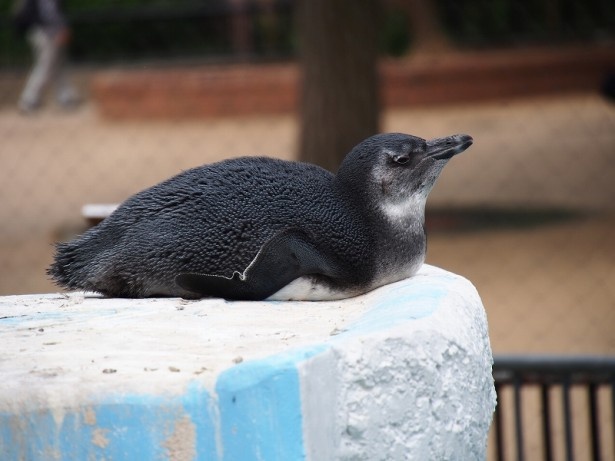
[336,132,473,215]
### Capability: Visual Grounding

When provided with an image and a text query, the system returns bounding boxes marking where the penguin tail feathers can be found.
[47,240,96,291]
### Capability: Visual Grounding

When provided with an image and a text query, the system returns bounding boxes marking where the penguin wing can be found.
[175,228,344,301]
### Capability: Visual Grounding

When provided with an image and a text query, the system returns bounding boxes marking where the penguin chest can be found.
[266,276,361,301]
[372,252,425,290]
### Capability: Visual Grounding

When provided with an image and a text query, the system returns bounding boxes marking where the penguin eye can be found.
[393,155,410,165]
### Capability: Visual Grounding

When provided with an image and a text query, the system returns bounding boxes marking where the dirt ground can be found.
[0,89,614,461]
[0,93,613,356]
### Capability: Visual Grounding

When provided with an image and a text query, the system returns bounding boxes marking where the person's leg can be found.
[19,28,59,113]
[52,47,80,109]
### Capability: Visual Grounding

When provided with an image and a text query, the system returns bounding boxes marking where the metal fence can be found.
[492,356,615,461]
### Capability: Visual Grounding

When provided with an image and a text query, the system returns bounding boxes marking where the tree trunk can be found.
[297,0,381,172]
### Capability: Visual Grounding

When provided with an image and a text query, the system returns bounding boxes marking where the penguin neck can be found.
[371,194,428,285]
[378,195,427,249]
[379,195,426,226]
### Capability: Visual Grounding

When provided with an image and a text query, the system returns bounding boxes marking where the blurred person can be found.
[12,0,80,114]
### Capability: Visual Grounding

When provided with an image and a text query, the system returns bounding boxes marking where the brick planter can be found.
[90,46,615,120]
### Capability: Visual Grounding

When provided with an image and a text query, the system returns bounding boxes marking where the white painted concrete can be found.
[0,265,495,460]
[300,266,496,459]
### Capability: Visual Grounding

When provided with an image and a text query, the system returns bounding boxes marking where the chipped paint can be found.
[0,265,495,460]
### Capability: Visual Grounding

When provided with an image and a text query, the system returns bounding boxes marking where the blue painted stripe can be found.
[0,382,217,461]
[215,344,328,461]
[335,276,451,338]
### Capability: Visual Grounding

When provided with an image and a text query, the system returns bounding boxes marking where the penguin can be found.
[48,132,473,301]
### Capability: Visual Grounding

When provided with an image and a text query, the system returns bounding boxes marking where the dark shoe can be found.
[18,100,41,115]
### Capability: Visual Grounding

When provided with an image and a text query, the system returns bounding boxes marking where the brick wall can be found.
[91,46,615,120]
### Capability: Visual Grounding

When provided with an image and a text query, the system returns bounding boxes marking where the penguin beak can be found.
[425,134,473,160]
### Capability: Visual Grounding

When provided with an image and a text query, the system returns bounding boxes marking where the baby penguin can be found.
[49,132,472,300]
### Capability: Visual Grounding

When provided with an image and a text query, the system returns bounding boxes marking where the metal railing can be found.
[492,355,615,461]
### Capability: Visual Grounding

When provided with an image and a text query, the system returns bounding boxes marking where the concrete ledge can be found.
[0,265,495,460]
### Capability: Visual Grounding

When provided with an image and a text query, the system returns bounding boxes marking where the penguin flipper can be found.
[175,229,343,301]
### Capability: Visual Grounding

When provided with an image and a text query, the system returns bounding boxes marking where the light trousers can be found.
[20,27,78,108]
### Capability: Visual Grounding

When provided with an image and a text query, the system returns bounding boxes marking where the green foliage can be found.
[69,16,232,63]
[438,0,614,46]
[63,0,188,9]
[381,9,411,57]
[0,0,613,67]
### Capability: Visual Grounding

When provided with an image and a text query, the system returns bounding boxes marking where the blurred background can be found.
[1,0,614,459]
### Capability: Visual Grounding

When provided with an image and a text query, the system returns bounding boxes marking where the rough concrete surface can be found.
[301,266,495,460]
[0,265,495,460]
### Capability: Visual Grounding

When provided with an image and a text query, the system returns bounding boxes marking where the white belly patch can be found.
[266,277,358,301]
